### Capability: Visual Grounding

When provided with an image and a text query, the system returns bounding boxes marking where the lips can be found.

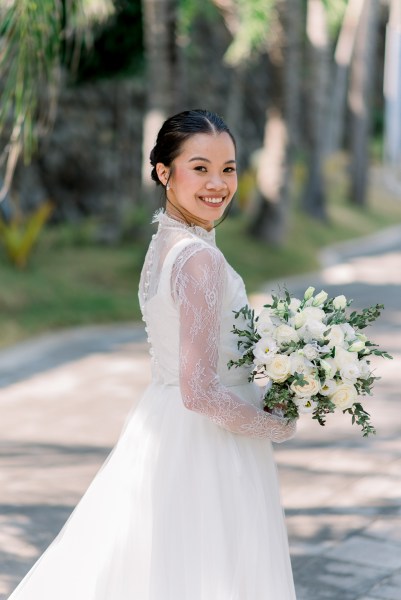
[199,196,225,206]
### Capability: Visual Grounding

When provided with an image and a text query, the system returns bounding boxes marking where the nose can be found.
[205,173,227,190]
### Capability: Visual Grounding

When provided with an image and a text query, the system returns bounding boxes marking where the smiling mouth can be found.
[199,196,226,206]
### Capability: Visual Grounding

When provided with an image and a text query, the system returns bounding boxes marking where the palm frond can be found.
[0,0,114,202]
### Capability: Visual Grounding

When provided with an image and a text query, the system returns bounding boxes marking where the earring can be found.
[166,182,170,191]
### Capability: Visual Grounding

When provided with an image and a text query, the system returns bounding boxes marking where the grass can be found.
[0,239,146,348]
[1,157,401,348]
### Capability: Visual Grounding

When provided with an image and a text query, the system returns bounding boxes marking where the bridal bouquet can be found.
[228,287,392,436]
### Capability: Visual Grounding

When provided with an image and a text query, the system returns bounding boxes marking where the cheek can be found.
[173,167,196,189]
[174,165,193,181]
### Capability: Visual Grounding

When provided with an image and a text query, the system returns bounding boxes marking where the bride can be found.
[8,109,297,599]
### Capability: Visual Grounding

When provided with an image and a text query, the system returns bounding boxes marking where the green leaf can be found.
[223,0,276,66]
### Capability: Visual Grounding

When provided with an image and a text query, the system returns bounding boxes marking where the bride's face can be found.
[161,132,237,228]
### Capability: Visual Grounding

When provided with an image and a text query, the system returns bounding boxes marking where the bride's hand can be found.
[264,403,287,417]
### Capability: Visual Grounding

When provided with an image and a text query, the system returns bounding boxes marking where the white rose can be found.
[274,324,299,346]
[339,362,361,383]
[341,323,356,341]
[334,346,358,370]
[325,324,345,348]
[295,307,321,329]
[290,374,320,397]
[304,286,315,301]
[295,307,325,334]
[253,336,278,366]
[300,320,327,342]
[358,358,371,380]
[289,298,301,312]
[330,383,358,410]
[256,309,276,336]
[312,290,328,306]
[258,307,276,319]
[289,352,314,375]
[303,307,326,322]
[333,295,347,310]
[265,354,292,383]
[320,358,337,379]
[302,343,320,360]
[348,340,365,353]
[320,379,337,396]
[294,397,317,414]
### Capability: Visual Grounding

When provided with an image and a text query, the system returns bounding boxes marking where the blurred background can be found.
[0,0,400,347]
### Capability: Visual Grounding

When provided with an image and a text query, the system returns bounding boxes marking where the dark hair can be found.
[149,109,236,185]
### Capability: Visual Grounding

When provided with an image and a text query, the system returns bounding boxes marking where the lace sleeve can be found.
[172,245,296,443]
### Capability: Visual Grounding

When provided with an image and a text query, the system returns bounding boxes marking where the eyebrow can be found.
[188,156,236,164]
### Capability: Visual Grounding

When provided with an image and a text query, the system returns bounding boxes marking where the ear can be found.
[155,163,170,187]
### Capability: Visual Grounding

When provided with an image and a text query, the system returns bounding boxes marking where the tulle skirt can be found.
[8,382,296,600]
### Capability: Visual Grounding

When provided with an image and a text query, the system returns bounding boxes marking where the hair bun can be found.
[149,147,157,167]
[151,166,160,184]
[149,147,162,184]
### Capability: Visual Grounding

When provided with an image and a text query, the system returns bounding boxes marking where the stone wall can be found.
[7,77,145,241]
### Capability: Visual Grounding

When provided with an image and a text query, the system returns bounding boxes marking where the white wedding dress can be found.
[8,211,297,600]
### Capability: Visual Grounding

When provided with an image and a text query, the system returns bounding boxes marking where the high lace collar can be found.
[152,209,216,245]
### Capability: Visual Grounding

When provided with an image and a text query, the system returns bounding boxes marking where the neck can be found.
[166,199,213,231]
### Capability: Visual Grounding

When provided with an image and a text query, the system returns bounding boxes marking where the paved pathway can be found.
[0,226,400,599]
[256,225,401,600]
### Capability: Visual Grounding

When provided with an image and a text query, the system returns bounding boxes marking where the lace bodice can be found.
[138,211,296,442]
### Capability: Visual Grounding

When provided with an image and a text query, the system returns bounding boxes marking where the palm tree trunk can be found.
[249,107,290,244]
[325,0,365,154]
[141,0,179,207]
[383,0,401,181]
[301,0,330,220]
[348,0,380,206]
[248,0,300,245]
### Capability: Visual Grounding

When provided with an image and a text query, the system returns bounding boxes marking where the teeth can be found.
[201,197,223,204]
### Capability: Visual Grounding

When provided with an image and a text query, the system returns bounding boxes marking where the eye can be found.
[194,165,207,172]
[224,167,236,173]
